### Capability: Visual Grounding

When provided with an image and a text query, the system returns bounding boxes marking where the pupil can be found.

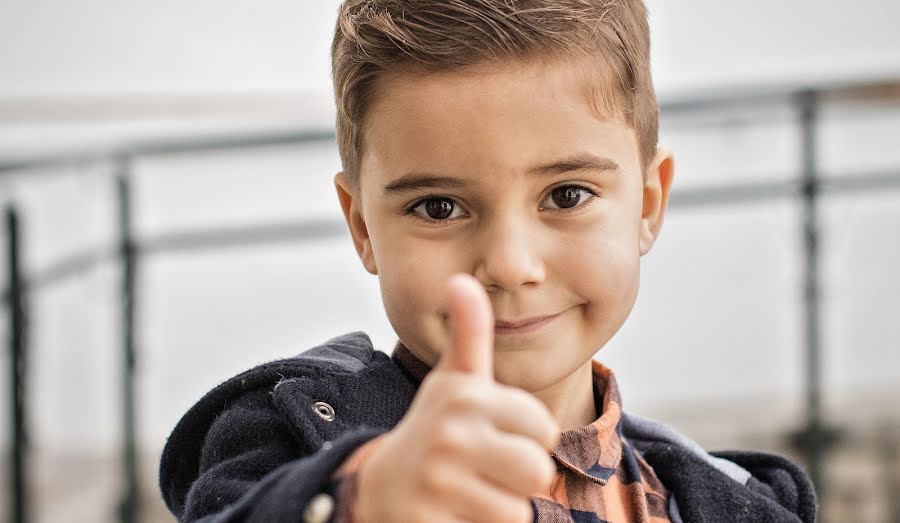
[552,187,581,208]
[426,199,454,219]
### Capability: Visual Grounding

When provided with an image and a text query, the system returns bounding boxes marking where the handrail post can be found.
[801,89,825,492]
[6,204,28,523]
[790,89,843,507]
[116,159,140,523]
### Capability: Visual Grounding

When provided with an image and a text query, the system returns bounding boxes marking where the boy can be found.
[160,1,817,521]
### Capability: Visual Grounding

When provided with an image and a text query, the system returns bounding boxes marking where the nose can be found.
[473,215,546,292]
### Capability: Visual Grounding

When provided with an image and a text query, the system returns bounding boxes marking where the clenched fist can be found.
[354,274,560,522]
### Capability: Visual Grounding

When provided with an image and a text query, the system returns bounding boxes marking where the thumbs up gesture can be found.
[354,274,560,522]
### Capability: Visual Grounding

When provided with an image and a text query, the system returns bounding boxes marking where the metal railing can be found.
[2,82,900,522]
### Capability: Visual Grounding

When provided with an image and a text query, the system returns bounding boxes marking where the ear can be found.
[639,147,675,256]
[334,172,378,274]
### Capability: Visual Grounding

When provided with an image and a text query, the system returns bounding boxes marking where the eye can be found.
[541,185,596,210]
[408,197,466,221]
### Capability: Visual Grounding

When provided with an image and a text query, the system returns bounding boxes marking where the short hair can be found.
[331,0,658,190]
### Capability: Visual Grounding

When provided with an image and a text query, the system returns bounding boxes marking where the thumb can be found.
[439,273,495,379]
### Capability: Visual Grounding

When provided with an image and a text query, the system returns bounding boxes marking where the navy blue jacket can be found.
[159,332,817,522]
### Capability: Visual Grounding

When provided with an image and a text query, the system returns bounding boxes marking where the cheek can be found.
[379,264,433,318]
[580,240,639,295]
[560,220,641,319]
[373,232,463,350]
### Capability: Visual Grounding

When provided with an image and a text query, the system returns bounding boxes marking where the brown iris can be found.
[551,186,583,209]
[424,198,455,219]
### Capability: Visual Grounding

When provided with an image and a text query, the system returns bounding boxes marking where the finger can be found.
[439,273,495,379]
[455,479,533,523]
[429,466,533,523]
[482,386,559,449]
[471,431,557,497]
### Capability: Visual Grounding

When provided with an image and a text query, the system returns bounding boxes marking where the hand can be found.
[354,274,560,523]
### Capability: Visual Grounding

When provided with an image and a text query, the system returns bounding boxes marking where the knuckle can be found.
[512,499,534,523]
[447,384,488,412]
[420,467,441,494]
[542,425,560,448]
[492,498,533,523]
[421,464,453,496]
[432,418,470,454]
[529,416,559,448]
[517,448,555,491]
[528,467,553,492]
[529,403,557,432]
[540,413,560,442]
[416,375,451,406]
[532,457,556,489]
[519,468,546,493]
[516,389,549,415]
[539,454,556,482]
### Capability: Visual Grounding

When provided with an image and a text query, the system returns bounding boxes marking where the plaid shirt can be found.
[331,344,670,522]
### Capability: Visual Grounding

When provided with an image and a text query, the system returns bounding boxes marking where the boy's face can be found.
[336,57,673,393]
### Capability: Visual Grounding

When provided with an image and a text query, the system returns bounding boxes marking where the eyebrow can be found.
[528,153,621,177]
[382,152,621,194]
[382,173,468,195]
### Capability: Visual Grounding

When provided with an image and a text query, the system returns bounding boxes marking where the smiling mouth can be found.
[494,312,564,335]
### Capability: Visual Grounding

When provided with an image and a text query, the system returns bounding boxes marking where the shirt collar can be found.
[391,342,623,484]
[550,360,623,484]
[391,340,432,384]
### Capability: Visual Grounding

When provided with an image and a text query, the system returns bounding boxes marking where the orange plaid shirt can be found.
[331,344,670,522]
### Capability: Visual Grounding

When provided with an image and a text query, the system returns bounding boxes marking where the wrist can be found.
[353,444,389,522]
[338,434,388,522]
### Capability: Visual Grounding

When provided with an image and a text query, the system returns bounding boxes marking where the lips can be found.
[494,314,558,329]
[494,311,564,335]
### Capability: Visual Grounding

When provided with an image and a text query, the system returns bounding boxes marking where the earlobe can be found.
[334,172,378,274]
[639,147,675,256]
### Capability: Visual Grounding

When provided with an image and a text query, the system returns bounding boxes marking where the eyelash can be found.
[403,184,599,223]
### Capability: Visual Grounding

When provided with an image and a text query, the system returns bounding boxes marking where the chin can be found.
[493,349,566,390]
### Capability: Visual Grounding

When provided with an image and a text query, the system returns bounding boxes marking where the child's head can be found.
[331,0,674,392]
[333,0,659,189]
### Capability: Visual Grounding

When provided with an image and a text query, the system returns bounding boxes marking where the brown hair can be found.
[332,0,658,189]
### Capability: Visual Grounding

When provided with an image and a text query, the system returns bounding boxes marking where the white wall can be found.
[2,0,900,98]
[648,0,900,94]
[0,0,341,97]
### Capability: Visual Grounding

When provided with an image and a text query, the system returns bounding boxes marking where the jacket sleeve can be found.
[173,390,385,523]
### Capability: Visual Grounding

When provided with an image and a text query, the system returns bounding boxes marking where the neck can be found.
[530,360,597,432]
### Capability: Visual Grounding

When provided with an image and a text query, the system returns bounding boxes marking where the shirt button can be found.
[313,401,336,421]
[303,493,335,523]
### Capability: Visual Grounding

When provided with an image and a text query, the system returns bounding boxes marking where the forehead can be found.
[359,56,639,190]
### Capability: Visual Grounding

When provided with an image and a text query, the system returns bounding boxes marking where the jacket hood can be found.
[623,413,817,523]
[159,332,384,517]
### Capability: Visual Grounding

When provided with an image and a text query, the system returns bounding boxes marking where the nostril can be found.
[485,283,502,293]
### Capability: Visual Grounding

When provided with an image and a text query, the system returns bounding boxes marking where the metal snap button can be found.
[313,401,335,421]
[303,493,335,523]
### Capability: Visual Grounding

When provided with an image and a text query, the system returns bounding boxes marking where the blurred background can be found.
[0,0,898,521]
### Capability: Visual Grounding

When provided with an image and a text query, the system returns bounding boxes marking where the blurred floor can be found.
[0,452,173,523]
